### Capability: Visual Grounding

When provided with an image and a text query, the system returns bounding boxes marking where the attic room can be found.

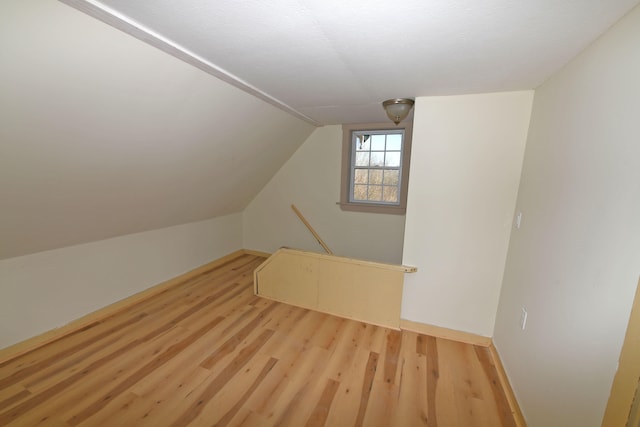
[1,0,640,426]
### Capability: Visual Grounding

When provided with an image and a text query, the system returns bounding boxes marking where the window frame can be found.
[339,122,413,215]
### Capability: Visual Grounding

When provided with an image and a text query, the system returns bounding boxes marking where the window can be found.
[340,122,412,214]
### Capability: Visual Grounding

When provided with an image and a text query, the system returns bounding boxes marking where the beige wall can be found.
[0,0,313,260]
[401,91,533,337]
[243,125,406,264]
[0,214,242,349]
[493,5,640,426]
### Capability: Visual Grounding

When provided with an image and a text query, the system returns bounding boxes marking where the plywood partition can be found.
[254,248,416,329]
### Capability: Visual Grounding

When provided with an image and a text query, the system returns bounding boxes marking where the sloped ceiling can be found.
[2,0,639,260]
[65,0,639,124]
[0,0,315,259]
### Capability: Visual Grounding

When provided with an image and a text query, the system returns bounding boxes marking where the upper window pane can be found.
[371,134,386,151]
[386,134,402,151]
[356,135,370,151]
[385,152,401,167]
[355,152,369,166]
[370,152,385,167]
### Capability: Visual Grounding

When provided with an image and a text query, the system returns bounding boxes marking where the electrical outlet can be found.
[520,307,528,330]
[515,211,523,229]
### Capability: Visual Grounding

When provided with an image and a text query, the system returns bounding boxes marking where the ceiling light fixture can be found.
[382,98,415,125]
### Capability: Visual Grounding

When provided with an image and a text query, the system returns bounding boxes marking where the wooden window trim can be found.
[340,122,413,215]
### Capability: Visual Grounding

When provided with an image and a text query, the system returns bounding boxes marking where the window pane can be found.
[353,185,367,200]
[369,169,383,184]
[355,134,370,151]
[385,151,401,167]
[354,169,368,184]
[368,185,382,201]
[344,124,411,212]
[383,186,399,203]
[370,151,384,167]
[371,134,385,151]
[383,169,399,185]
[386,134,402,151]
[355,152,370,167]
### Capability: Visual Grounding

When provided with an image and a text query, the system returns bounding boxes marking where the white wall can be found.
[0,214,242,349]
[243,125,406,264]
[493,5,640,426]
[401,91,533,337]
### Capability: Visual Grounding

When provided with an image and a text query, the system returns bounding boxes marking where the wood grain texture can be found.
[291,204,333,255]
[255,248,411,329]
[487,344,526,427]
[0,249,249,364]
[602,278,640,427]
[400,319,492,347]
[0,253,516,426]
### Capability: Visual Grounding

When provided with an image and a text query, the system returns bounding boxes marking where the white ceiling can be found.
[66,0,639,125]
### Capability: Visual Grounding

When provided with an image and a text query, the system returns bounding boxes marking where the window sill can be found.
[339,202,406,215]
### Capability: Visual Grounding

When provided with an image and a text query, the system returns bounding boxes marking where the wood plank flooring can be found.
[0,253,516,426]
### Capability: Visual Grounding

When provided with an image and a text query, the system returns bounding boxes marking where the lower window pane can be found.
[353,185,368,200]
[383,169,399,185]
[354,169,368,184]
[383,186,399,203]
[368,185,382,201]
[369,169,383,184]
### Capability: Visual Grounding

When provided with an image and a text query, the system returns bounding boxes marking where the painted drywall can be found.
[493,5,640,426]
[401,91,533,337]
[243,125,406,264]
[0,0,314,260]
[0,214,242,349]
[89,0,639,125]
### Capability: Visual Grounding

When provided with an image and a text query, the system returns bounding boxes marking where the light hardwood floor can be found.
[0,253,516,426]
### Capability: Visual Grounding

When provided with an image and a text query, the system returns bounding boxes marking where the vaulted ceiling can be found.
[65,0,639,124]
[0,0,314,259]
[1,0,638,259]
